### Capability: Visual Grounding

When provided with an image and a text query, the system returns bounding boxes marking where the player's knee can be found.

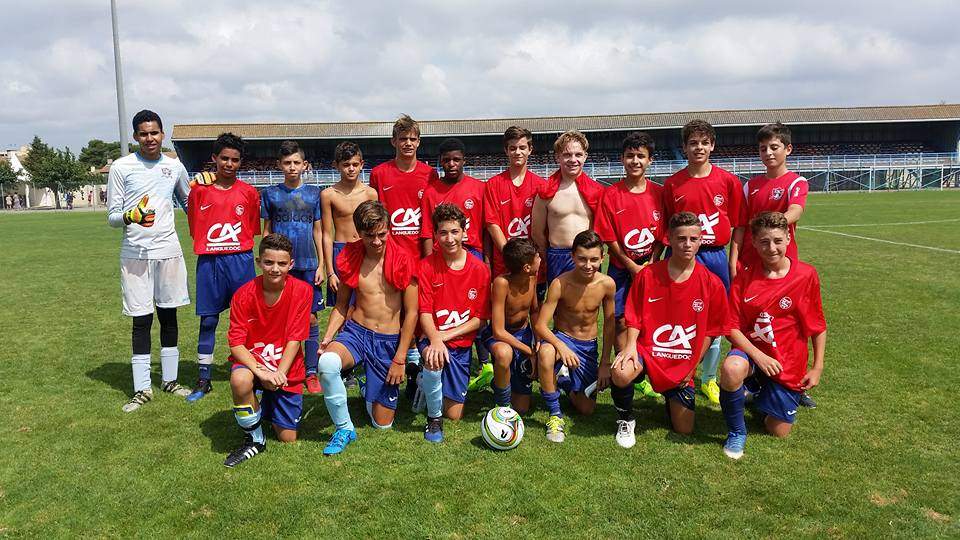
[672,423,694,435]
[275,427,298,443]
[318,351,341,374]
[309,313,318,326]
[611,369,634,388]
[720,357,748,388]
[573,397,595,416]
[766,418,793,438]
[490,344,512,367]
[229,368,253,391]
[537,345,556,368]
[371,407,395,430]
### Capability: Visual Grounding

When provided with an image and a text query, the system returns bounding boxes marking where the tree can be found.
[0,160,19,207]
[22,137,97,209]
[79,139,172,170]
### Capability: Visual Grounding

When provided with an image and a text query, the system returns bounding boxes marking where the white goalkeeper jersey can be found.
[107,152,191,259]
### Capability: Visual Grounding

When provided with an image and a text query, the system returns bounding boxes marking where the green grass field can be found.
[1,190,958,538]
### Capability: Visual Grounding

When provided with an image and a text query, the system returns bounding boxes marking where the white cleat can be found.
[615,419,636,448]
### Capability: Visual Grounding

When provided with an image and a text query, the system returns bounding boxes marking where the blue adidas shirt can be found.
[260,182,322,270]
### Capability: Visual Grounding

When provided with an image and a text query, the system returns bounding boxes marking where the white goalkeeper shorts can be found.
[120,256,191,316]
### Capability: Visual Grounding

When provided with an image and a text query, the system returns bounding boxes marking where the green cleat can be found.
[635,379,662,399]
[467,362,494,393]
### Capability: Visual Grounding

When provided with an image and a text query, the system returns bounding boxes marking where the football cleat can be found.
[305,374,323,394]
[700,379,721,405]
[122,389,153,413]
[467,362,494,393]
[342,372,358,389]
[186,378,212,402]
[546,415,566,443]
[635,379,662,399]
[424,416,444,443]
[160,380,191,397]
[799,392,817,409]
[615,419,636,449]
[723,432,747,460]
[223,436,266,467]
[323,428,357,456]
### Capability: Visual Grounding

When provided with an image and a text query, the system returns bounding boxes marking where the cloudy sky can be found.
[2,0,958,151]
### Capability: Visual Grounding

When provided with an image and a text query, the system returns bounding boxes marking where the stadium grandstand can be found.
[172,103,960,191]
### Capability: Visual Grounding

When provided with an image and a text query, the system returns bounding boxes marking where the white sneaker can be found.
[615,419,636,448]
[160,380,191,397]
[546,415,566,443]
[122,389,153,413]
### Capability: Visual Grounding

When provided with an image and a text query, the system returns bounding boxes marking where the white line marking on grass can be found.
[799,227,960,254]
[804,218,960,228]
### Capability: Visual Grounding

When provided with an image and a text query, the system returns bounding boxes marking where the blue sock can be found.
[720,385,747,436]
[304,324,319,375]
[318,352,353,431]
[198,314,219,380]
[541,389,562,417]
[422,368,444,418]
[699,337,721,384]
[493,384,511,407]
[233,404,265,444]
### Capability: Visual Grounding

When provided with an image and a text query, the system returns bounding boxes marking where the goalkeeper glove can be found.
[123,195,156,227]
[190,171,216,188]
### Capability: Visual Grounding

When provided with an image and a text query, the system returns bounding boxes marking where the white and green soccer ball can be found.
[481,406,524,451]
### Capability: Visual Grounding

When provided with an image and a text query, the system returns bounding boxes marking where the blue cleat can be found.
[424,416,444,443]
[185,378,212,403]
[323,428,357,456]
[723,432,747,460]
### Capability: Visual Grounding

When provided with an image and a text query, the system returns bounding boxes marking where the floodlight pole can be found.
[111,0,129,159]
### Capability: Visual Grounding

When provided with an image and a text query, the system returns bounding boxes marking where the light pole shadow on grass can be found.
[86,361,234,397]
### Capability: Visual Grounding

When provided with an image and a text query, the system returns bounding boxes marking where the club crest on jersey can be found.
[771,187,784,201]
[524,197,534,208]
[161,167,172,178]
[207,222,242,250]
[691,299,704,312]
[779,296,792,310]
[464,198,475,209]
[437,309,470,331]
[507,216,531,238]
[418,189,424,199]
[713,194,724,207]
[652,210,661,222]
[652,323,697,359]
[391,208,421,233]
[467,288,478,300]
[235,205,245,216]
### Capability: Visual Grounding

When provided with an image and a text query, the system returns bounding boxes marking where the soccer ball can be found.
[481,406,524,451]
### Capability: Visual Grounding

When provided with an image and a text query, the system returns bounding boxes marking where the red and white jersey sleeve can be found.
[417,251,491,349]
[740,171,809,270]
[187,180,261,255]
[482,170,546,276]
[370,160,436,260]
[661,166,744,247]
[595,180,664,268]
[419,175,486,249]
[624,261,730,393]
[727,260,826,391]
[227,275,312,393]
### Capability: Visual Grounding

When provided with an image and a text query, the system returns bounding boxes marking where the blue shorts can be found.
[481,325,535,395]
[289,268,322,313]
[607,257,651,319]
[325,241,347,308]
[551,330,598,394]
[547,246,574,284]
[662,384,696,412]
[729,349,801,424]
[195,251,255,316]
[418,338,473,403]
[231,364,303,430]
[336,320,401,410]
[695,246,730,291]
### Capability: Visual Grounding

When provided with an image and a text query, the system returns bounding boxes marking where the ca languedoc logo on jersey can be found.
[507,215,531,238]
[652,323,697,359]
[771,187,785,201]
[713,194,724,207]
[252,342,283,370]
[749,312,777,347]
[207,222,242,250]
[624,228,656,254]
[391,208,421,233]
[464,198,475,209]
[779,296,793,310]
[437,309,470,331]
[691,298,704,312]
[698,212,720,243]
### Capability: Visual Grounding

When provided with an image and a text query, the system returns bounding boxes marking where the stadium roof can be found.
[172,103,960,141]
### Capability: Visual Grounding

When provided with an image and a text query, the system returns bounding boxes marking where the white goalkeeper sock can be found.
[131,354,151,392]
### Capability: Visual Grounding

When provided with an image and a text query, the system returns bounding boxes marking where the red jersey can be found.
[662,166,744,247]
[187,180,261,255]
[420,175,486,249]
[227,275,312,394]
[483,170,546,276]
[739,171,809,270]
[418,251,491,349]
[727,260,826,392]
[624,261,730,393]
[595,180,664,268]
[370,160,437,259]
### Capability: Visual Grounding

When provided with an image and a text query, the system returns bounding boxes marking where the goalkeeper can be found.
[106,109,193,412]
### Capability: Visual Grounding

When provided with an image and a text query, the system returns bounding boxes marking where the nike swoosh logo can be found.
[750,189,759,195]
[647,297,663,303]
[787,409,796,415]
[615,209,626,214]
[461,391,467,396]
[388,396,397,402]
[744,295,759,302]
[433,282,443,287]
[674,195,685,203]
[200,204,212,211]
[246,318,255,323]
[383,185,393,191]
[500,199,510,205]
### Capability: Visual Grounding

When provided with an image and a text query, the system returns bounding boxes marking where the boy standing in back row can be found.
[260,140,325,393]
[661,119,744,405]
[185,133,261,402]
